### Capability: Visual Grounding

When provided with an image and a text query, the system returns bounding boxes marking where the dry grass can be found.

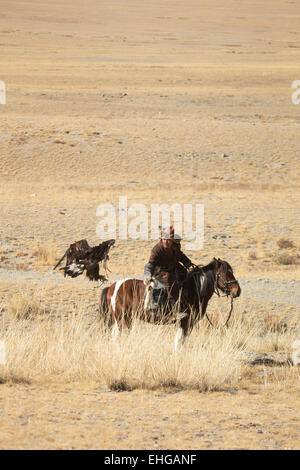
[275,253,299,266]
[7,292,46,320]
[277,239,295,250]
[1,298,299,390]
[248,251,258,260]
[0,309,245,390]
[15,263,30,271]
[30,242,58,266]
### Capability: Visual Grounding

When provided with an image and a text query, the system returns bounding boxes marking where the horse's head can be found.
[213,258,241,298]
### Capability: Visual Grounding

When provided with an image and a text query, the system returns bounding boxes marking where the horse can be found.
[100,258,241,350]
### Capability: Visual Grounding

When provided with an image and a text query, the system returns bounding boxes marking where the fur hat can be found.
[160,226,182,242]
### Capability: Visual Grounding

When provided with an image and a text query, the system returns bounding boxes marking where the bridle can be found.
[214,269,238,298]
[184,262,238,328]
[181,262,237,296]
[207,263,239,327]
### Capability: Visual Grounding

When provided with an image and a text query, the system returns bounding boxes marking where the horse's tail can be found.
[99,286,113,326]
[100,287,109,314]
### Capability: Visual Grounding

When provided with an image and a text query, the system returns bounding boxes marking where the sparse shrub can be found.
[263,314,288,333]
[277,239,295,250]
[275,253,298,265]
[7,293,45,320]
[249,251,257,260]
[31,242,58,266]
[109,380,133,392]
[15,263,30,271]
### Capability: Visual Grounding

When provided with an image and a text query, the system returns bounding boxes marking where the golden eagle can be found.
[53,239,115,282]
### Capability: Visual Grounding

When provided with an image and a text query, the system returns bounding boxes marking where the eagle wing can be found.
[54,239,115,281]
[84,239,115,280]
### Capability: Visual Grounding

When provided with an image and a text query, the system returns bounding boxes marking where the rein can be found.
[205,293,234,328]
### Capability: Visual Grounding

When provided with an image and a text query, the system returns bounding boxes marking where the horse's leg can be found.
[111,301,123,338]
[111,319,120,338]
[112,305,131,336]
[174,326,184,352]
[200,297,209,320]
[110,281,127,337]
[174,315,189,352]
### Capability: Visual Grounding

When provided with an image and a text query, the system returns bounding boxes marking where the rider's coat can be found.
[144,240,192,296]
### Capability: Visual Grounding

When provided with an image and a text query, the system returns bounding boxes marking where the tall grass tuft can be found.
[1,299,298,389]
[0,303,251,390]
[7,292,45,320]
[30,241,58,266]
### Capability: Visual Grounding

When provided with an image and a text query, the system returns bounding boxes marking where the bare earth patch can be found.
[0,379,299,450]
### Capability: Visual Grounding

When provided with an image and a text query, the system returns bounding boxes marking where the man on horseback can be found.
[143,226,195,317]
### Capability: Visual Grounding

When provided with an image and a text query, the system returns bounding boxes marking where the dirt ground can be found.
[0,379,299,450]
[0,0,299,450]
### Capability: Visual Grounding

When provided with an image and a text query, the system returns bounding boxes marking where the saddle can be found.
[146,279,182,322]
[145,264,189,320]
[151,280,169,313]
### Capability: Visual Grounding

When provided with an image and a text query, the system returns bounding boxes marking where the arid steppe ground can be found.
[0,0,299,450]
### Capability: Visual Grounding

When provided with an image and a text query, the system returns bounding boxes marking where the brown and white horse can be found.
[100,258,241,350]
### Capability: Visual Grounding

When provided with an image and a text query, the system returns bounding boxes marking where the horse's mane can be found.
[195,260,215,274]
[189,258,233,277]
[218,259,233,273]
[190,258,232,274]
